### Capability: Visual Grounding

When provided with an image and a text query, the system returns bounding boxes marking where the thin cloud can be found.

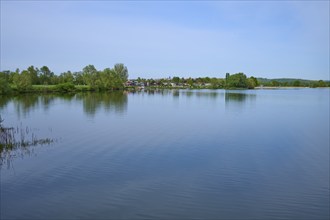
[1,1,329,80]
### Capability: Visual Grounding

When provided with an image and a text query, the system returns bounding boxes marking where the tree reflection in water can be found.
[76,91,128,117]
[225,91,256,111]
[0,92,127,167]
[0,91,128,118]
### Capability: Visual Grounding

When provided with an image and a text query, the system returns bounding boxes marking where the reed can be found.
[0,115,54,164]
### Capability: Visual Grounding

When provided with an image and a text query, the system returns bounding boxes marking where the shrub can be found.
[56,83,75,92]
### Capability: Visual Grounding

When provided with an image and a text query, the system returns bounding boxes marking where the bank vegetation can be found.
[1,64,329,94]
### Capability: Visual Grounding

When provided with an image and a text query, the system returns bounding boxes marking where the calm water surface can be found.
[1,89,329,219]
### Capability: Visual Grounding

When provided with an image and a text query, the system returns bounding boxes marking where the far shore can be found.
[254,86,329,89]
[1,85,328,96]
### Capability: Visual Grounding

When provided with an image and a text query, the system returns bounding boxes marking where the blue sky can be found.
[1,1,329,80]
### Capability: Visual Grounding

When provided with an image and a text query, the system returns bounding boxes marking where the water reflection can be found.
[0,96,11,110]
[129,89,258,103]
[226,92,246,102]
[1,145,38,169]
[0,92,128,118]
[129,89,173,96]
[1,91,258,117]
[173,90,180,98]
[195,91,219,99]
[0,122,55,169]
[1,94,68,118]
[1,89,329,219]
[129,89,223,100]
[225,91,256,110]
[76,92,127,117]
[12,95,40,117]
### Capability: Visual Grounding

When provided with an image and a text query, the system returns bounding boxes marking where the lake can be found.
[1,89,329,219]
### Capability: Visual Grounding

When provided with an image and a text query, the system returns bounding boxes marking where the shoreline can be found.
[1,85,329,96]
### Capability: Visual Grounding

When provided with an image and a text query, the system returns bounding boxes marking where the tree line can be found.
[134,73,259,89]
[1,65,328,95]
[257,78,329,88]
[0,64,128,94]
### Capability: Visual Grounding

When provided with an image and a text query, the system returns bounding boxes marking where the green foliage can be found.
[113,63,128,81]
[31,85,57,93]
[75,85,91,92]
[225,73,230,81]
[247,78,256,89]
[225,73,248,89]
[78,64,128,90]
[317,80,326,87]
[172,76,180,84]
[82,65,98,87]
[39,66,55,85]
[79,64,128,90]
[210,78,225,89]
[187,78,194,87]
[27,65,39,84]
[249,76,259,87]
[2,62,129,94]
[0,72,11,94]
[73,72,84,85]
[292,80,301,87]
[256,78,328,87]
[271,80,280,87]
[13,70,32,92]
[58,71,74,84]
[56,83,75,92]
[97,68,113,90]
[310,80,327,88]
[2,63,329,94]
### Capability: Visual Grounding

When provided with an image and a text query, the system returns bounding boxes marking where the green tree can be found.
[225,73,230,80]
[292,80,301,87]
[108,68,125,89]
[271,80,280,87]
[93,68,126,90]
[82,65,98,87]
[203,77,211,84]
[96,68,111,90]
[172,76,180,84]
[0,70,10,82]
[249,76,259,87]
[27,66,39,84]
[225,73,248,88]
[113,63,128,81]
[73,72,84,85]
[39,66,55,85]
[318,80,326,87]
[13,70,32,91]
[59,71,74,84]
[225,73,230,86]
[247,78,256,89]
[0,72,11,94]
[208,78,224,89]
[5,69,20,84]
[187,78,194,87]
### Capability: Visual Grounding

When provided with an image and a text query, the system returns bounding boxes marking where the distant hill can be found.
[256,78,329,87]
[257,78,316,83]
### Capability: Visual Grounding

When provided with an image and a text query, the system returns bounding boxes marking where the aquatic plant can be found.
[0,115,54,166]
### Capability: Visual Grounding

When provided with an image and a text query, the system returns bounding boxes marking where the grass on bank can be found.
[8,84,94,93]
